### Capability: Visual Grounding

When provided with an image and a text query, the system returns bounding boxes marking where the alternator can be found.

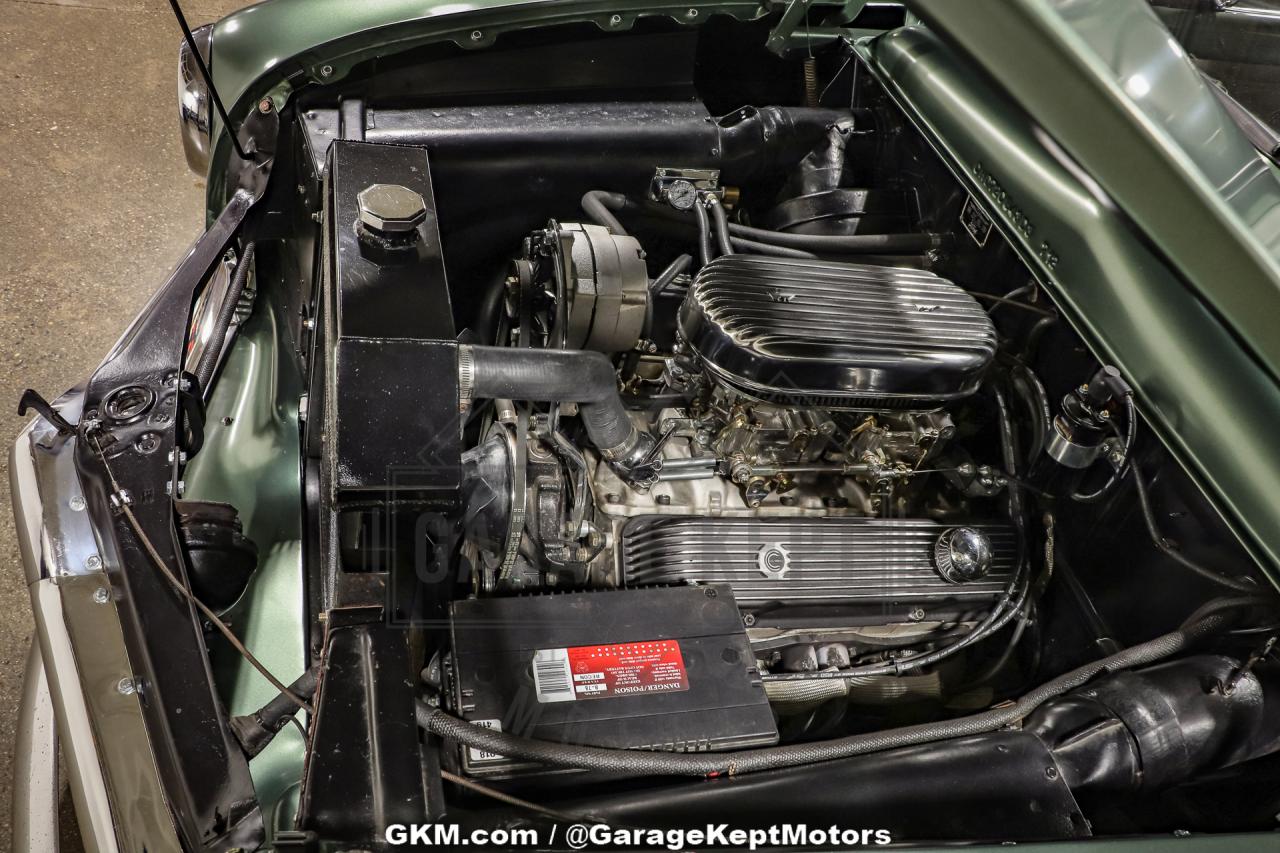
[511,221,649,353]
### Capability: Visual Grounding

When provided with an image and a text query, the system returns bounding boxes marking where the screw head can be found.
[257,96,273,114]
[69,495,87,512]
[908,607,927,621]
[319,64,333,77]
[609,13,622,24]
[356,184,428,234]
[470,29,484,41]
[116,677,136,696]
[92,587,110,604]
[85,555,103,572]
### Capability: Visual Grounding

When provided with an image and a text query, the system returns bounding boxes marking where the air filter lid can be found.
[678,255,997,409]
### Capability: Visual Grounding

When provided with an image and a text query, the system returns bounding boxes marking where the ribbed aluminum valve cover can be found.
[678,256,997,409]
[622,516,1016,610]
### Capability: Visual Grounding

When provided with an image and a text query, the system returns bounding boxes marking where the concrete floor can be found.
[0,0,246,848]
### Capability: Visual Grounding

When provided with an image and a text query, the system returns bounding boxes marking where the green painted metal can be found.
[903,0,1280,388]
[182,288,307,837]
[857,25,1280,584]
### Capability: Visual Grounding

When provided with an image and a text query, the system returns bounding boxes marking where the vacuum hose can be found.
[459,345,658,487]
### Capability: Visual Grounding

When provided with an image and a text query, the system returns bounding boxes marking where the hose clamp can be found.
[457,345,475,413]
[600,431,662,490]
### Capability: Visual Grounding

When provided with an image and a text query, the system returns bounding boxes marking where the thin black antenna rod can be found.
[167,0,249,161]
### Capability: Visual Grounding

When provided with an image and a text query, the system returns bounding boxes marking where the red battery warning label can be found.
[533,640,689,703]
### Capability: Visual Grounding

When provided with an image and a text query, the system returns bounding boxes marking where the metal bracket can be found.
[765,0,869,56]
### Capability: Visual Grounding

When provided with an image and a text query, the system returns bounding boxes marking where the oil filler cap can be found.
[934,527,993,584]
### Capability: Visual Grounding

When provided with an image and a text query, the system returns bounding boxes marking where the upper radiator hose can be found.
[458,345,659,487]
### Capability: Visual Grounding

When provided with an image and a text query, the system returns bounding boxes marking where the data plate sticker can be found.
[533,641,689,703]
[960,195,994,247]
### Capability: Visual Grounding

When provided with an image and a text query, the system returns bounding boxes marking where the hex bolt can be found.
[69,495,86,512]
[908,607,926,622]
[92,587,110,605]
[257,96,273,114]
[356,184,428,236]
[609,13,622,24]
[656,494,672,506]
[116,677,136,696]
[85,555,103,572]
[470,30,484,41]
[319,64,333,78]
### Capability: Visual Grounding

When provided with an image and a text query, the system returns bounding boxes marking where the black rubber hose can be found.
[593,192,938,257]
[419,607,1237,778]
[649,254,691,297]
[726,222,939,254]
[648,201,938,255]
[194,241,254,395]
[230,665,319,758]
[692,202,714,267]
[1012,362,1052,465]
[462,345,647,463]
[730,237,817,258]
[708,199,734,257]
[474,268,509,345]
[580,191,631,237]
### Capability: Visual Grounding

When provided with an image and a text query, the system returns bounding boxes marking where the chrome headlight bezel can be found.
[178,24,214,176]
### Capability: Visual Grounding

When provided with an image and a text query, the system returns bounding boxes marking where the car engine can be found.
[458,234,1020,676]
[68,10,1279,849]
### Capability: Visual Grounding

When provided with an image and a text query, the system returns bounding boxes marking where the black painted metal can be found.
[315,141,461,610]
[322,140,460,498]
[296,610,428,843]
[71,106,278,851]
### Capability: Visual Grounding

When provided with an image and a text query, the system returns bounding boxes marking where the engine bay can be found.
[151,13,1280,848]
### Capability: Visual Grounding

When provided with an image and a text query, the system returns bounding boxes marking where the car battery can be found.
[447,585,778,778]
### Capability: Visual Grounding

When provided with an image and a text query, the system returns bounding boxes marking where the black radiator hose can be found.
[459,345,659,486]
[420,606,1245,778]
